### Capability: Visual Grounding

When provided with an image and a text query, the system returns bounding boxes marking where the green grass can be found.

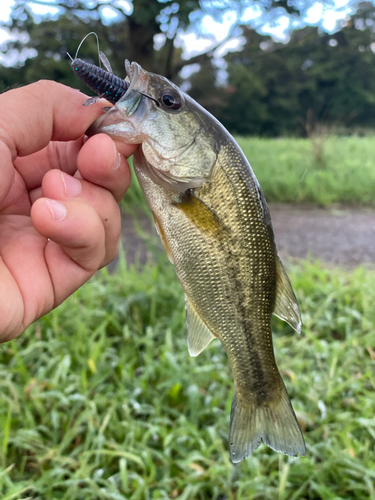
[237,136,375,206]
[2,134,375,497]
[0,249,374,499]
[122,136,375,212]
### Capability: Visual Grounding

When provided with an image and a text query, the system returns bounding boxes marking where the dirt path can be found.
[114,204,375,270]
[270,204,375,267]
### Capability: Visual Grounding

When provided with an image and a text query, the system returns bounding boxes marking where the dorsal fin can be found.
[185,295,216,356]
[273,256,302,334]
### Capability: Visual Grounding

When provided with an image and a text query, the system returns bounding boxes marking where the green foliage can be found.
[190,3,375,136]
[238,135,375,205]
[0,12,127,93]
[0,253,374,498]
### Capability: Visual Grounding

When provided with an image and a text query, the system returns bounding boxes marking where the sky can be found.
[0,0,359,66]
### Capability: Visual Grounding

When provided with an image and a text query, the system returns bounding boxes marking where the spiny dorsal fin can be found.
[273,256,302,334]
[185,295,216,357]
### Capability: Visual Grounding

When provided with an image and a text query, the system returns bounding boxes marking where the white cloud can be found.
[260,16,291,42]
[242,5,263,23]
[176,31,215,58]
[201,11,237,41]
[322,9,346,32]
[0,0,14,23]
[305,3,324,24]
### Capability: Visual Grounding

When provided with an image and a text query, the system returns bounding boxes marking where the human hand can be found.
[0,80,137,342]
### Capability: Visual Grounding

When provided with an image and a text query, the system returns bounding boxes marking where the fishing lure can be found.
[68,32,128,106]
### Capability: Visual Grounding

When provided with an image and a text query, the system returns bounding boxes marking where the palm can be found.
[0,214,52,337]
[0,140,97,340]
[0,81,136,342]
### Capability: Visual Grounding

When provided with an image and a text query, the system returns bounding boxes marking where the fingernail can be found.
[46,199,67,221]
[61,172,81,197]
[113,152,122,171]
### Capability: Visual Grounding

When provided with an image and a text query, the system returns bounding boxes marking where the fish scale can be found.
[195,145,279,402]
[79,55,306,462]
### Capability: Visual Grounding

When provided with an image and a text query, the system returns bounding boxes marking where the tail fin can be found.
[229,387,305,463]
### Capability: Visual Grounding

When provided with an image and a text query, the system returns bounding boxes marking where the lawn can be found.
[122,136,375,213]
[1,134,374,499]
[0,249,374,499]
[237,136,375,206]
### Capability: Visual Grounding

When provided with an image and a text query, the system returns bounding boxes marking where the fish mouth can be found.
[86,60,149,138]
[123,60,146,104]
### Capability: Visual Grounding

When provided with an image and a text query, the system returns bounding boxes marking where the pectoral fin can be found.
[174,191,226,239]
[185,295,216,356]
[273,256,302,334]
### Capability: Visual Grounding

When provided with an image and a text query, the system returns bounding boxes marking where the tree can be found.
[2,0,373,136]
[0,12,108,92]
[0,0,348,90]
[189,1,375,136]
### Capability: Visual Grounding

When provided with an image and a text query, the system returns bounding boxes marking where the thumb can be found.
[31,197,105,306]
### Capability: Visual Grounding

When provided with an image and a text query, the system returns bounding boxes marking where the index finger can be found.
[0,80,106,160]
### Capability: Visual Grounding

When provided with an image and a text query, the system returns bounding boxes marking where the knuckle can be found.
[46,141,64,170]
[28,80,59,102]
[32,80,60,92]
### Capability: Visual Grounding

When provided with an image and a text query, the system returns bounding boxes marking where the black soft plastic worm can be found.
[71,58,128,105]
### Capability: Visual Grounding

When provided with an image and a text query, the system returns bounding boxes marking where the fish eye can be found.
[160,88,182,110]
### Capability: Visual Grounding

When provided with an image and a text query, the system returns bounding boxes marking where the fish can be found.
[73,56,306,462]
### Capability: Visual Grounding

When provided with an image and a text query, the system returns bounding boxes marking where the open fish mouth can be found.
[122,60,150,107]
[124,60,139,94]
[85,60,149,138]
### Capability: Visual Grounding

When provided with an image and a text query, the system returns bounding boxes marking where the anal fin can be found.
[273,255,302,335]
[185,295,216,357]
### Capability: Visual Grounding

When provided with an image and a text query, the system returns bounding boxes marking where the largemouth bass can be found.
[73,57,306,462]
